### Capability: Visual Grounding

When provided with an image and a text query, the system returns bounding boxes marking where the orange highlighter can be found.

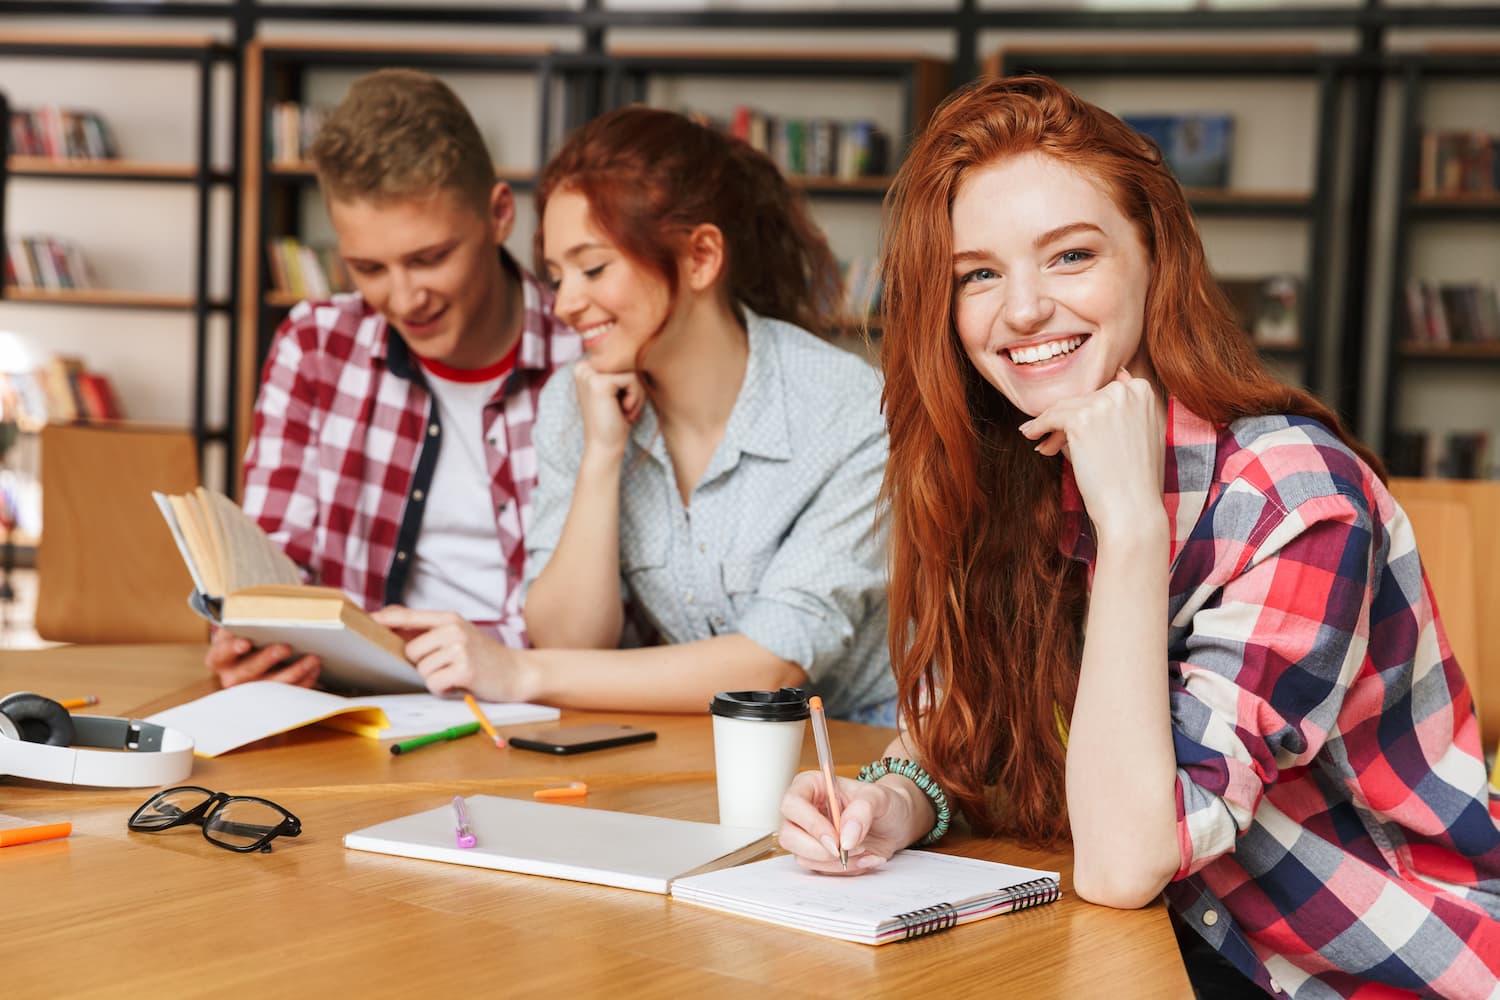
[0,822,72,848]
[808,696,847,870]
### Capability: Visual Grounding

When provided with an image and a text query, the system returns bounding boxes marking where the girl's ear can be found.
[681,223,726,292]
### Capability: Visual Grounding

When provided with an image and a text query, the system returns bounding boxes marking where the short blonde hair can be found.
[309,68,495,212]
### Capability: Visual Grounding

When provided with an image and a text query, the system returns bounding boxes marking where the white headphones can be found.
[0,692,195,788]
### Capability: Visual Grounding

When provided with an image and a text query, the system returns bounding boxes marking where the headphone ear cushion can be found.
[0,692,75,747]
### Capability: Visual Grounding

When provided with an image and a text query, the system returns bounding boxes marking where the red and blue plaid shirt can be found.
[1061,399,1500,999]
[241,253,580,647]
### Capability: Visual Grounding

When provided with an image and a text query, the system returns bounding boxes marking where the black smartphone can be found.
[507,724,658,755]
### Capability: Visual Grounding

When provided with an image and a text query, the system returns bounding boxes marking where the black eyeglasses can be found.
[127,786,302,853]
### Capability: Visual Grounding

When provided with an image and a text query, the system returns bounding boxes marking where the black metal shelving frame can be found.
[3,0,1500,474]
[1379,51,1500,466]
[0,34,239,490]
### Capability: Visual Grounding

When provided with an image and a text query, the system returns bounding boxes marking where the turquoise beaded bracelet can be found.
[857,757,952,847]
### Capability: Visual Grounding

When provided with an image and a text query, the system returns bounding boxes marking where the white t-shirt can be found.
[403,352,514,622]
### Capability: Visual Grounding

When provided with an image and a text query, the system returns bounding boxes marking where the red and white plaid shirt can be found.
[1061,399,1500,998]
[241,253,580,647]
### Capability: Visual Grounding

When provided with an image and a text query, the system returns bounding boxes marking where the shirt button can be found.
[413,489,424,501]
[711,615,726,629]
[683,591,694,605]
[1201,909,1218,927]
[428,423,440,436]
[396,551,408,562]
[1269,978,1281,994]
[697,542,706,554]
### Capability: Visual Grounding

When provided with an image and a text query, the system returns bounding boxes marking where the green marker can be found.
[390,721,483,756]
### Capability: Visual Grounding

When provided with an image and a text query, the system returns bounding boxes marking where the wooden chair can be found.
[35,423,208,644]
[1389,478,1500,752]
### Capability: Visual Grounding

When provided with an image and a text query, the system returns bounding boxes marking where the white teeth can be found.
[1007,336,1085,365]
[580,321,615,342]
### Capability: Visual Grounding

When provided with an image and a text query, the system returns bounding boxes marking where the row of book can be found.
[3,237,95,290]
[1122,113,1234,190]
[1418,131,1500,197]
[1218,274,1301,348]
[1386,429,1494,481]
[717,106,890,180]
[0,355,124,429]
[266,102,330,165]
[266,237,354,299]
[1404,280,1500,346]
[7,107,118,160]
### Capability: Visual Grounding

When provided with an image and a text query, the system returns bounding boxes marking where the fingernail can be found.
[819,836,840,859]
[856,853,885,869]
[840,821,860,848]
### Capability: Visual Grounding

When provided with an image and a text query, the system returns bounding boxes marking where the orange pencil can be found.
[59,696,99,711]
[462,693,505,748]
[808,696,847,869]
[0,822,72,848]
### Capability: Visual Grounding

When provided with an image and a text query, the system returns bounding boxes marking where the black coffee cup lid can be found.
[709,687,809,722]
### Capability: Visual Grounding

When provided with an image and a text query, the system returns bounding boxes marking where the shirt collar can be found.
[1058,395,1219,567]
[380,248,555,380]
[629,307,794,465]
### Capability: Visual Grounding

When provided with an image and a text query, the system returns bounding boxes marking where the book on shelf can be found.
[1122,113,1233,189]
[28,355,124,425]
[671,850,1061,945]
[152,486,426,694]
[3,236,95,291]
[265,237,353,299]
[1218,274,1300,348]
[267,101,330,165]
[721,104,889,180]
[344,794,777,895]
[7,106,117,160]
[146,681,560,757]
[1419,130,1500,197]
[1404,280,1500,346]
[1440,431,1491,481]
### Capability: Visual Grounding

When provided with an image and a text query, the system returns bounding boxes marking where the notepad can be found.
[343,794,776,894]
[146,682,560,756]
[670,850,1060,945]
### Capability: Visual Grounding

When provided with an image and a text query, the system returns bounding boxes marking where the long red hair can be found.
[881,76,1382,843]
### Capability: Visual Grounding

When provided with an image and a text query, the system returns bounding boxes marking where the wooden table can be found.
[1,645,1191,998]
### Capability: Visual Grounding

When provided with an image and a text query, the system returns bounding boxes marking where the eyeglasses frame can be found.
[127,785,302,853]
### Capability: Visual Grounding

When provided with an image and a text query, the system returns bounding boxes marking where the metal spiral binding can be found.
[1006,877,1061,911]
[895,901,960,940]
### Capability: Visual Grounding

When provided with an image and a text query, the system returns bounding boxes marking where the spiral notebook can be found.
[669,850,1060,945]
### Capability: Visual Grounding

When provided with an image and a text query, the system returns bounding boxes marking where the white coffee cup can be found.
[709,687,810,832]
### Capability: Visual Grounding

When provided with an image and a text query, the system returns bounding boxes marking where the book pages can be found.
[200,487,302,593]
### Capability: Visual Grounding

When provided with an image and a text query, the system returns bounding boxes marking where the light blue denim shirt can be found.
[524,311,895,721]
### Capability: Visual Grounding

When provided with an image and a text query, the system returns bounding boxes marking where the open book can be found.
[344,795,776,894]
[153,487,423,694]
[146,682,561,757]
[670,850,1060,945]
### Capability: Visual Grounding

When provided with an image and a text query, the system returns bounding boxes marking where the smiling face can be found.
[540,187,673,374]
[329,184,512,369]
[950,151,1154,418]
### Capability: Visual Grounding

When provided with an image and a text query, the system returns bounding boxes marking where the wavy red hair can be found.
[881,76,1382,843]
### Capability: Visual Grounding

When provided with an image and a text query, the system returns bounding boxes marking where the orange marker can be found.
[808,696,847,869]
[0,822,72,848]
[59,696,99,711]
[462,694,505,748]
[533,782,588,801]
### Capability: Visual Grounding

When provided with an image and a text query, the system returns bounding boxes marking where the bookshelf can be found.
[988,47,1346,398]
[1380,50,1500,479]
[0,32,238,492]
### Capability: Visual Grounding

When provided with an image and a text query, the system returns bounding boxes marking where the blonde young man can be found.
[207,69,579,687]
